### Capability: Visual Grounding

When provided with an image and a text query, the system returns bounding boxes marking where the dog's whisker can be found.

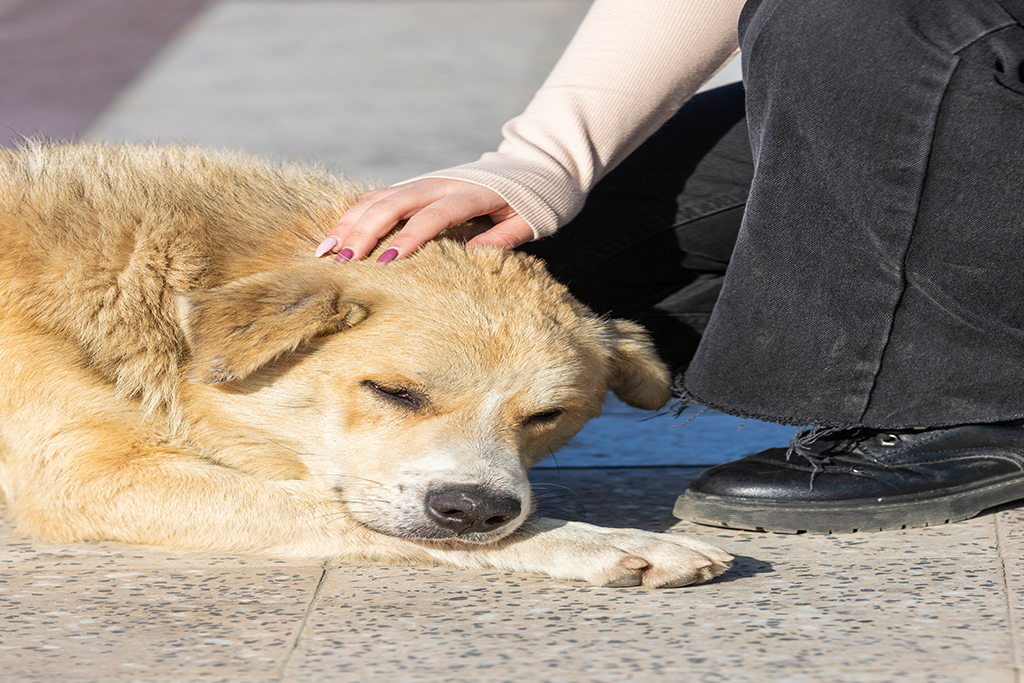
[530,482,578,494]
[263,438,313,457]
[531,489,581,500]
[530,481,589,519]
[532,495,583,507]
[333,497,391,509]
[332,474,387,489]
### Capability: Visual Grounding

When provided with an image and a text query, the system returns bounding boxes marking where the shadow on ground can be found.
[529,465,704,532]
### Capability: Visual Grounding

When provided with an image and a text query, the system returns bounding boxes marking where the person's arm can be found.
[319,0,745,262]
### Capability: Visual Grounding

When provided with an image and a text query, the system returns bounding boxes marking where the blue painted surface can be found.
[535,394,797,468]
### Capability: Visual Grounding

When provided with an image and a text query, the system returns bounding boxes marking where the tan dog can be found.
[0,142,730,587]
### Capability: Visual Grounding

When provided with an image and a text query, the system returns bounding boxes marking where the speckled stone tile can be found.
[279,470,1019,683]
[995,506,1024,678]
[995,504,1024,560]
[748,668,1016,683]
[0,565,323,681]
[673,516,1003,561]
[285,556,1014,683]
[4,467,1019,682]
[531,466,1004,562]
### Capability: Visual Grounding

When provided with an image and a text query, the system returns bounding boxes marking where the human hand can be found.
[316,178,534,263]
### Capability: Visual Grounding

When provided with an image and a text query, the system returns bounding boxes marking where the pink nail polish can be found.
[334,247,354,264]
[376,248,398,264]
[315,236,339,258]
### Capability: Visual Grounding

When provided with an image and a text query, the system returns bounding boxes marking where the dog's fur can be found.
[0,142,730,587]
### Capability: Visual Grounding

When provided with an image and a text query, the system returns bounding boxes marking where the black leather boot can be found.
[674,421,1024,534]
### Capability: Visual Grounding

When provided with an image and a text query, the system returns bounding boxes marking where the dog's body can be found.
[0,142,729,587]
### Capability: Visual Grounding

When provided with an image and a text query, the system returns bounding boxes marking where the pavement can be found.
[0,1,1021,681]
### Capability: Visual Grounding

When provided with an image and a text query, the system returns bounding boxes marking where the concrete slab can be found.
[85,0,740,187]
[3,467,1020,683]
[285,556,1016,683]
[0,564,323,681]
[0,0,210,148]
[283,481,1022,683]
[86,0,594,186]
[0,517,322,681]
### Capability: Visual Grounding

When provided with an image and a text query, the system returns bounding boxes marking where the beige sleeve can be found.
[411,0,746,239]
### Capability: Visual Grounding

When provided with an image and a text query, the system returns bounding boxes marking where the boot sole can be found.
[673,478,1024,534]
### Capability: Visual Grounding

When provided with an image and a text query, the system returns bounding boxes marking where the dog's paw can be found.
[526,520,732,588]
[575,527,731,588]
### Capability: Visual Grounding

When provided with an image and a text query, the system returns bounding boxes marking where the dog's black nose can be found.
[426,485,522,535]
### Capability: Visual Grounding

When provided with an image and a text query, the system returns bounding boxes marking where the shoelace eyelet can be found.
[877,434,900,446]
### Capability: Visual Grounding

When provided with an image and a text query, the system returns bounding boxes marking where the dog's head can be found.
[177,241,671,545]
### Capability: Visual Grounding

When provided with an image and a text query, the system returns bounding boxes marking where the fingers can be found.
[381,197,484,260]
[323,182,449,261]
[318,178,527,262]
[465,216,535,251]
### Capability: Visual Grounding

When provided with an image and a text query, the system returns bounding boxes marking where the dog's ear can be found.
[177,269,369,384]
[604,319,673,410]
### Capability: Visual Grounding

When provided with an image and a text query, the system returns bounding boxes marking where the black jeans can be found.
[524,0,1024,429]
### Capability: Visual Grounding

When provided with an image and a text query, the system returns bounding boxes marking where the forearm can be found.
[416,0,746,238]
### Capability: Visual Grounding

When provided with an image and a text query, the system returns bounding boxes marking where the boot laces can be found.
[785,426,891,489]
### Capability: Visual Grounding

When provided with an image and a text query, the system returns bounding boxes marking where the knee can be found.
[741,0,1010,62]
[740,0,923,61]
[737,0,973,109]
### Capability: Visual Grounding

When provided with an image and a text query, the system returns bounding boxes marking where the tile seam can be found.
[995,513,1023,682]
[278,562,330,682]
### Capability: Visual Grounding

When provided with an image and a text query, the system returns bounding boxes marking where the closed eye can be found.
[523,408,565,427]
[362,380,425,411]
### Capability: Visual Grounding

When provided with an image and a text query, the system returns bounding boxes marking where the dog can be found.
[0,142,730,588]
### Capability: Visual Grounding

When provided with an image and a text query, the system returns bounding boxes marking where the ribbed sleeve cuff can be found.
[408,160,583,240]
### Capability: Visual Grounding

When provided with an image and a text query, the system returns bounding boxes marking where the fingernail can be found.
[376,248,398,264]
[315,236,339,258]
[334,247,354,263]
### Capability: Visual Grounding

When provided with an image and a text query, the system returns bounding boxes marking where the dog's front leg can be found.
[9,431,402,561]
[12,435,730,582]
[414,517,732,588]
